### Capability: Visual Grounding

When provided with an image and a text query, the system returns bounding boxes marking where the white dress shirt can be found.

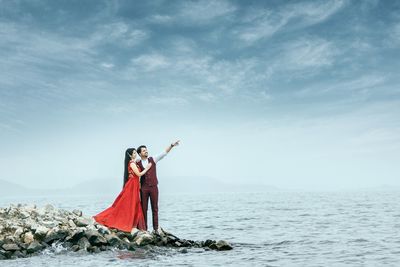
[135,151,167,168]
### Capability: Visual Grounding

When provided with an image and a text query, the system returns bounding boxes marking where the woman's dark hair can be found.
[123,148,136,187]
[137,145,147,154]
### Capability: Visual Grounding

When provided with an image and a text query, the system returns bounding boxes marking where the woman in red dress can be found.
[93,148,152,233]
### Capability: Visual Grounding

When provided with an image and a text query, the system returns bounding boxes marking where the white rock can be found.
[20,211,30,219]
[42,220,57,228]
[14,227,24,238]
[74,217,91,227]
[36,207,46,217]
[72,209,82,216]
[68,220,76,228]
[44,204,55,212]
[86,224,97,231]
[134,232,153,246]
[34,226,50,238]
[23,231,34,244]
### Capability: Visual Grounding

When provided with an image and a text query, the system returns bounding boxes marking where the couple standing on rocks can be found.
[93,141,180,236]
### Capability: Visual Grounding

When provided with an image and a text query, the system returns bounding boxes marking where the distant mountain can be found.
[0,178,122,197]
[0,179,32,196]
[0,176,278,197]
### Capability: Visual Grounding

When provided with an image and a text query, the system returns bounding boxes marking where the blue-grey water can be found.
[1,191,399,266]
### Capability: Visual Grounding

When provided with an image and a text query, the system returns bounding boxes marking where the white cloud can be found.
[181,0,236,21]
[260,37,339,80]
[147,96,188,106]
[146,14,173,24]
[131,53,170,71]
[235,0,346,44]
[100,62,114,68]
[162,0,237,25]
[386,22,400,47]
[90,22,148,47]
[170,56,267,95]
[295,73,387,97]
[122,46,269,99]
[281,38,337,69]
[196,92,217,102]
[234,9,286,43]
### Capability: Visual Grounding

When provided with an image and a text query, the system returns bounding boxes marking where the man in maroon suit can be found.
[136,140,180,234]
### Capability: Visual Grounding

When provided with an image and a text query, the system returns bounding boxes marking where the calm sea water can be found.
[1,191,399,266]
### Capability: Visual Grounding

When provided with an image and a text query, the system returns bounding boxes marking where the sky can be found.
[0,0,399,191]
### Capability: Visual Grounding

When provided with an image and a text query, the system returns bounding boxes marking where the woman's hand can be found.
[146,163,153,170]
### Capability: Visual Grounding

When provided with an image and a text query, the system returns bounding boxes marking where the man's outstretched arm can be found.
[154,140,180,163]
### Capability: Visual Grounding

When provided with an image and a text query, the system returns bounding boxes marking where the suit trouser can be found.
[140,185,159,231]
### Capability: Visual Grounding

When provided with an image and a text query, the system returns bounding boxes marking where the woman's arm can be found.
[130,162,152,177]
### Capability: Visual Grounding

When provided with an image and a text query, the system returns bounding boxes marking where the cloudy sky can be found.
[0,0,399,190]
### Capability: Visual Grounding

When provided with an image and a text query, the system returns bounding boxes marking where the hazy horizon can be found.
[1,0,399,192]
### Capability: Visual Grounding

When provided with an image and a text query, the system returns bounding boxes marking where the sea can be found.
[0,190,399,266]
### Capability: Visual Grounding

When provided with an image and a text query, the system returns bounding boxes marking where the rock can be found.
[104,234,122,246]
[86,224,97,231]
[74,217,91,227]
[18,242,28,250]
[116,231,130,240]
[85,230,107,246]
[87,246,100,253]
[72,209,82,217]
[215,240,233,251]
[42,220,57,228]
[62,241,73,249]
[180,239,192,247]
[209,242,218,250]
[193,241,202,248]
[44,227,68,244]
[134,232,153,246]
[12,250,25,258]
[13,227,24,238]
[65,228,85,243]
[204,239,215,247]
[68,220,76,228]
[0,203,233,260]
[127,242,136,251]
[44,204,55,212]
[96,225,110,235]
[2,243,20,251]
[23,231,34,244]
[162,229,180,242]
[0,249,11,259]
[116,241,129,250]
[34,226,50,240]
[26,241,44,254]
[77,237,91,250]
[19,211,30,219]
[160,237,168,245]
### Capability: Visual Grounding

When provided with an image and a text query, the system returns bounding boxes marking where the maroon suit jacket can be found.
[137,157,158,187]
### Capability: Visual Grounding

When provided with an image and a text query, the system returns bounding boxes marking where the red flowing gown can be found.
[93,160,146,232]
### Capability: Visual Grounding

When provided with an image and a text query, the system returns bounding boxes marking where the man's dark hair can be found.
[137,145,147,154]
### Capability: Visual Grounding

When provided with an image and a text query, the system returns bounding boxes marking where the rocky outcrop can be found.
[0,204,232,260]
